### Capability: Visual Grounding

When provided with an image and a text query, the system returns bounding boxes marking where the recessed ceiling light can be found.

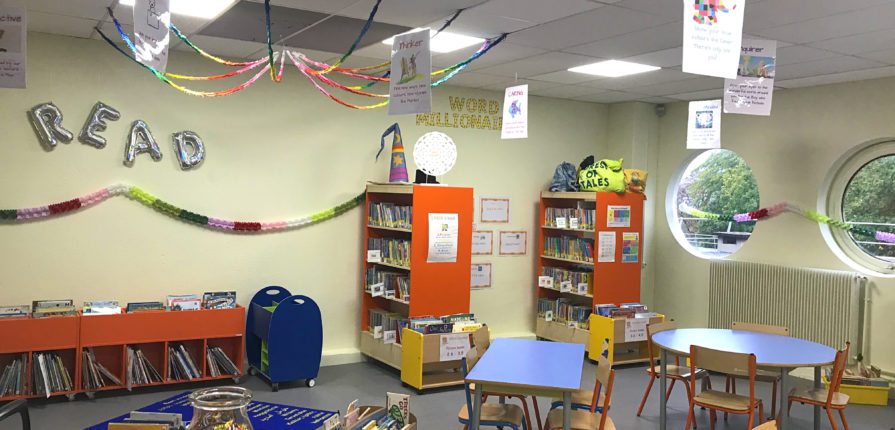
[568,60,660,78]
[119,0,237,19]
[382,28,484,54]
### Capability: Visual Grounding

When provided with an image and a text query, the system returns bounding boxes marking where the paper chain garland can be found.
[0,185,364,233]
[94,1,507,108]
[679,202,895,244]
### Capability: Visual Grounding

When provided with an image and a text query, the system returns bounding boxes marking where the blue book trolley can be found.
[246,286,323,391]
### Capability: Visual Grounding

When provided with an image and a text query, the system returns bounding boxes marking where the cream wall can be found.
[0,33,609,360]
[653,77,895,376]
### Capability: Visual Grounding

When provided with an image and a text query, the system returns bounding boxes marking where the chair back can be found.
[826,342,851,405]
[473,326,491,354]
[732,321,790,336]
[590,355,615,429]
[691,345,758,404]
[646,320,676,371]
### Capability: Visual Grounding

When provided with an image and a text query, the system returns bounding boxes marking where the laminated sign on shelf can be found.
[724,39,777,116]
[682,0,745,79]
[0,3,26,88]
[133,0,171,73]
[440,333,471,361]
[501,84,528,139]
[427,213,459,263]
[389,28,432,115]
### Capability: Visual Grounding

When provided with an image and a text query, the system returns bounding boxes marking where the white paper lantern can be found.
[413,132,457,176]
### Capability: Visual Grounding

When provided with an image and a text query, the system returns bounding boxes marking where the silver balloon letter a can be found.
[28,102,74,150]
[124,120,163,166]
[79,102,121,149]
[172,131,205,170]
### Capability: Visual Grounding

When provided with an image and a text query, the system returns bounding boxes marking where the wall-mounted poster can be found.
[480,197,510,223]
[0,3,27,88]
[687,99,722,149]
[389,28,432,115]
[724,38,776,116]
[471,231,494,255]
[499,231,527,255]
[682,0,745,79]
[471,263,492,289]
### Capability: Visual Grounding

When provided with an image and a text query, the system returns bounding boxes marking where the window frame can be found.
[820,138,895,277]
[665,149,759,260]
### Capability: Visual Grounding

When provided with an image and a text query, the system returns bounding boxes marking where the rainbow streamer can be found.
[678,202,895,244]
[1,185,364,234]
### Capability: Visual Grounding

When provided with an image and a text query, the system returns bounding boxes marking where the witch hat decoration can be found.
[377,123,409,183]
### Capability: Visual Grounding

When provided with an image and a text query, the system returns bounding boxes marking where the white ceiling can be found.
[25,0,895,104]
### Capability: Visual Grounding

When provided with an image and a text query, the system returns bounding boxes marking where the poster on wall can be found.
[724,39,776,116]
[597,231,616,263]
[427,213,459,263]
[686,99,722,149]
[471,263,492,289]
[471,231,493,255]
[498,231,527,255]
[133,0,171,73]
[480,197,510,223]
[682,0,746,79]
[501,84,528,139]
[622,232,640,263]
[0,3,26,88]
[388,28,431,115]
[606,205,631,228]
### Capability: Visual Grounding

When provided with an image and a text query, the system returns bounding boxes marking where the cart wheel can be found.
[248,367,256,376]
[86,392,96,400]
[66,394,76,401]
[306,379,316,388]
[272,383,279,392]
[232,376,241,384]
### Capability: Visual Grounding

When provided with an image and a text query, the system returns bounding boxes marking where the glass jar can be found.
[187,386,254,430]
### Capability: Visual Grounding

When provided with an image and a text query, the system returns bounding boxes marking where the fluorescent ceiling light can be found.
[382,28,484,53]
[119,0,237,19]
[568,60,660,78]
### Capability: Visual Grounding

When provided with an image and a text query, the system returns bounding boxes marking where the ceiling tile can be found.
[611,0,682,18]
[29,11,98,39]
[563,21,681,59]
[776,45,840,66]
[622,47,683,68]
[572,90,645,103]
[245,0,360,15]
[754,3,895,44]
[440,71,515,89]
[457,0,602,28]
[433,43,548,72]
[640,96,678,104]
[528,70,605,85]
[585,68,693,91]
[480,78,561,93]
[743,0,894,33]
[338,0,484,27]
[530,84,604,99]
[775,65,895,88]
[857,48,895,65]
[774,55,884,80]
[632,76,724,97]
[508,5,675,50]
[666,88,724,101]
[476,51,600,78]
[26,0,110,20]
[173,35,269,59]
[807,28,895,55]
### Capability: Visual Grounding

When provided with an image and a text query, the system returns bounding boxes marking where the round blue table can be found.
[652,328,837,430]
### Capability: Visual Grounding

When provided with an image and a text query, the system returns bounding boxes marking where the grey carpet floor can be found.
[2,359,892,429]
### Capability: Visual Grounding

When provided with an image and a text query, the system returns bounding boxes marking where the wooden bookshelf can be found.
[359,183,474,390]
[535,191,645,359]
[589,314,664,365]
[0,314,80,401]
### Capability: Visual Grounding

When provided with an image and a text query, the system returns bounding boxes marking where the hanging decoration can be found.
[28,102,74,150]
[377,123,408,183]
[0,185,364,233]
[93,1,507,109]
[678,202,895,244]
[78,101,121,149]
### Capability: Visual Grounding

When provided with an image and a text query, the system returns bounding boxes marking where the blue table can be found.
[466,338,585,430]
[652,328,836,430]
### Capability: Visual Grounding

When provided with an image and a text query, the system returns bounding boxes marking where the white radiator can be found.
[708,260,865,350]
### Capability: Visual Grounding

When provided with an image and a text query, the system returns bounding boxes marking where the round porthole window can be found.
[820,138,895,277]
[666,149,760,259]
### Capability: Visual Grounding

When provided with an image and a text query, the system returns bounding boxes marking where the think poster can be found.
[133,0,171,73]
[0,3,27,88]
[389,28,432,115]
[682,0,746,79]
[724,39,777,116]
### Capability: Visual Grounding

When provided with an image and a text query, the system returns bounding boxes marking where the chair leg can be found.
[709,410,716,430]
[827,408,839,430]
[683,379,693,402]
[684,401,695,430]
[517,396,533,430]
[770,380,777,419]
[705,376,712,390]
[747,411,754,429]
[838,408,849,430]
[532,397,542,430]
[636,376,655,416]
[666,378,676,398]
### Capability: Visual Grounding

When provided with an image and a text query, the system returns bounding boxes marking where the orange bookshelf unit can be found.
[0,307,244,401]
[535,191,645,361]
[359,183,475,390]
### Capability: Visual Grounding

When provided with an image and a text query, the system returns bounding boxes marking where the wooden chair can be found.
[470,330,541,430]
[788,342,851,430]
[459,355,528,430]
[752,420,777,429]
[726,322,789,419]
[0,399,30,430]
[543,355,616,430]
[548,337,611,414]
[636,321,710,417]
[686,345,763,430]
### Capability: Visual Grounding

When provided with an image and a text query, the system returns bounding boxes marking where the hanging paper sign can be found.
[724,39,776,116]
[133,0,171,72]
[0,3,26,88]
[682,0,745,79]
[687,99,722,149]
[501,84,528,139]
[389,28,431,115]
[427,213,459,263]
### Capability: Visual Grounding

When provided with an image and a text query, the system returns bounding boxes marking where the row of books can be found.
[544,206,596,230]
[594,302,651,318]
[368,238,411,267]
[1,292,237,319]
[538,298,592,329]
[168,344,201,381]
[543,236,594,263]
[368,310,481,344]
[127,346,162,387]
[82,348,122,390]
[0,354,26,397]
[207,346,240,377]
[365,268,410,301]
[542,266,592,293]
[369,202,413,230]
[33,352,73,397]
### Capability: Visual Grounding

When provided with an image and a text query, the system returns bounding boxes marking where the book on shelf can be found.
[166,294,201,311]
[202,291,237,309]
[366,267,410,302]
[126,302,166,313]
[369,202,413,229]
[82,347,123,390]
[167,344,201,381]
[83,300,121,315]
[0,305,29,319]
[32,299,76,318]
[206,346,240,377]
[542,236,593,262]
[544,205,596,230]
[367,237,411,268]
[538,298,591,329]
[541,267,592,294]
[594,304,617,317]
[126,346,162,388]
[32,352,73,397]
[0,353,27,397]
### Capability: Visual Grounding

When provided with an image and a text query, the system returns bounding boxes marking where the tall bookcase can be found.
[535,191,646,362]
[359,183,474,390]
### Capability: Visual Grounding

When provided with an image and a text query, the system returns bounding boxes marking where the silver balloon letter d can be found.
[172,131,206,170]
